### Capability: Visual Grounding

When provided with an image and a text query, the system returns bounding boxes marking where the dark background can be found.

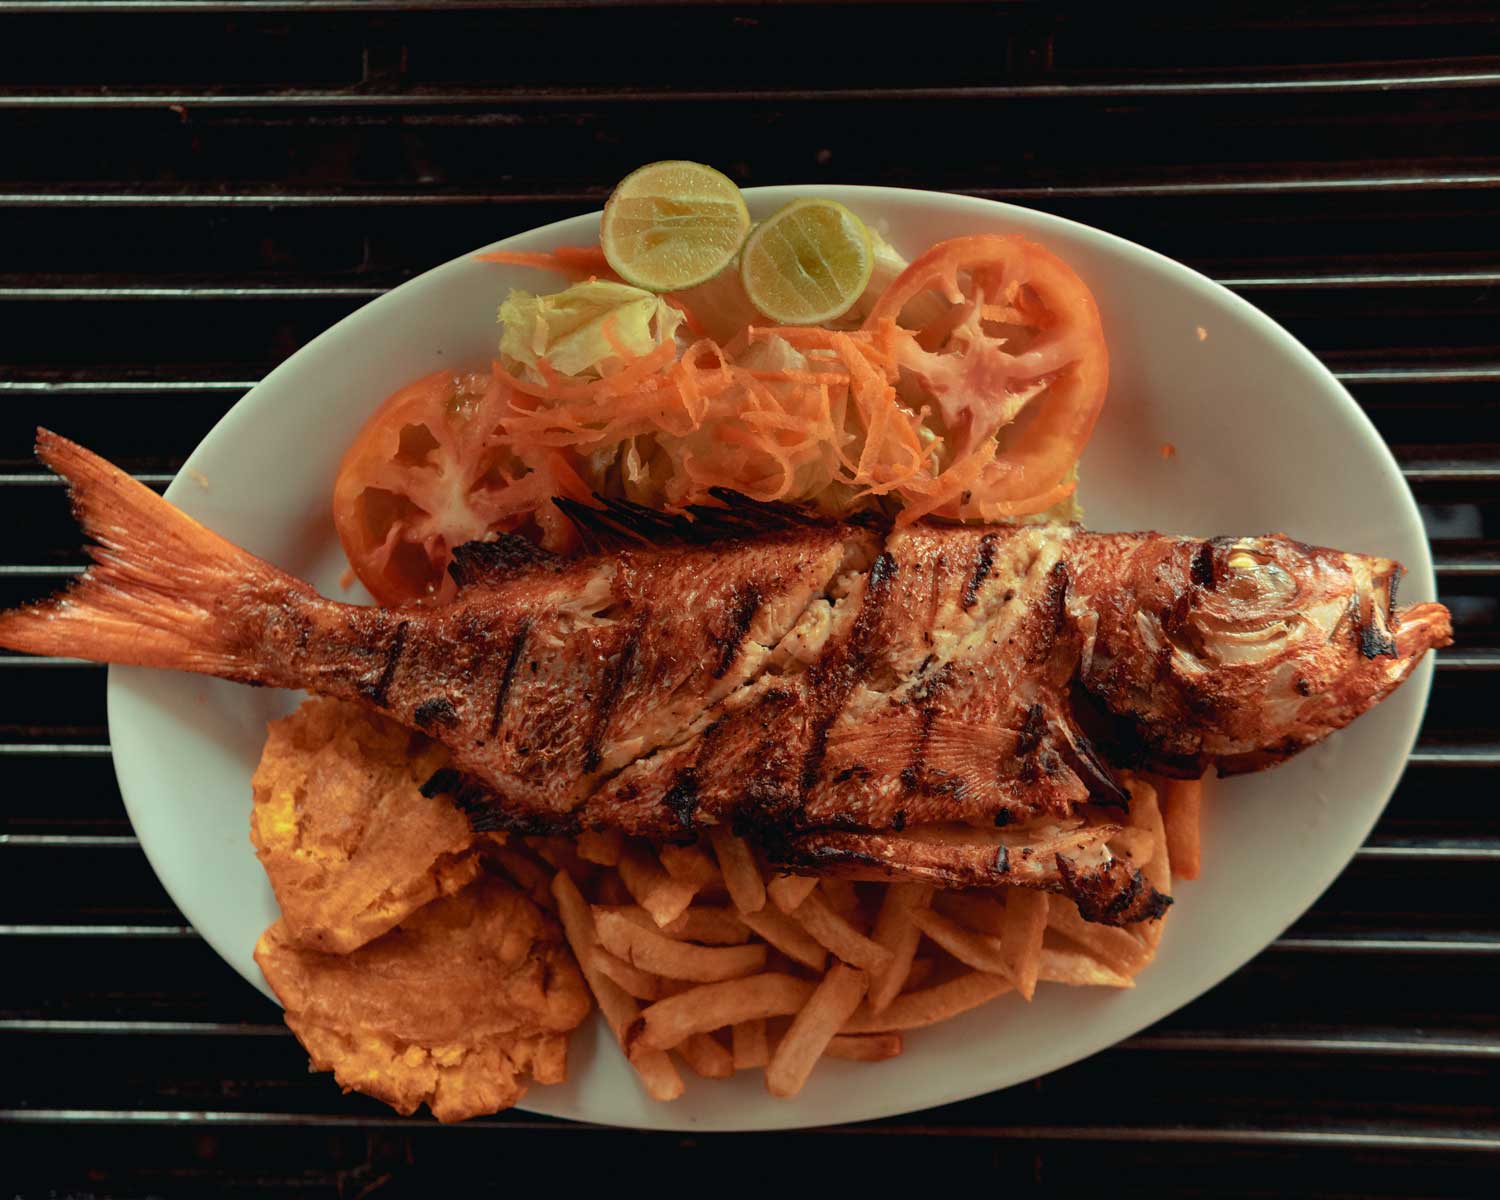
[1,1,1497,1196]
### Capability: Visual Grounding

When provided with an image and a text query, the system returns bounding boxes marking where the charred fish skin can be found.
[0,431,1454,926]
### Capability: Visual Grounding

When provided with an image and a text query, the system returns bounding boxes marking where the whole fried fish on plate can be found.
[251,696,492,954]
[0,431,1451,925]
[255,875,590,1123]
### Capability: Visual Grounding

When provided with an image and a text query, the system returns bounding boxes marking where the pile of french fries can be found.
[494,775,1204,1101]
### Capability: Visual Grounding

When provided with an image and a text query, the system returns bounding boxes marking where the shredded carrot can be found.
[457,238,1088,543]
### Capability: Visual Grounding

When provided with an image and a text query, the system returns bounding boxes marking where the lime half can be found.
[600,160,751,292]
[739,198,874,325]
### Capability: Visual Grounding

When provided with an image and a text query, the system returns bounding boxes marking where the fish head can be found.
[1080,533,1452,774]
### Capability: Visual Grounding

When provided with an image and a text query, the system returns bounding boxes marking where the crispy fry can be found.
[842,971,1012,1033]
[999,887,1049,1001]
[594,909,766,982]
[1046,895,1152,978]
[592,947,662,1001]
[1127,778,1171,952]
[708,826,767,914]
[867,883,933,1013]
[594,870,631,906]
[577,829,624,866]
[824,1033,903,1062]
[793,892,894,972]
[766,964,868,1098]
[631,974,818,1052]
[678,1032,735,1079]
[619,842,699,926]
[910,906,1009,975]
[732,1018,770,1070]
[1161,777,1203,880]
[492,845,555,909]
[819,878,862,923]
[737,905,829,971]
[550,871,683,1102]
[1038,943,1134,988]
[903,957,936,992]
[599,903,750,946]
[933,891,1007,936]
[525,836,591,879]
[768,873,819,913]
[658,842,719,889]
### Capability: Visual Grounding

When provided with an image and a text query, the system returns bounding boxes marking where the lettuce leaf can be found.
[498,280,683,380]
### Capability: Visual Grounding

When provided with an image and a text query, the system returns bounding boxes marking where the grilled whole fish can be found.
[0,431,1452,925]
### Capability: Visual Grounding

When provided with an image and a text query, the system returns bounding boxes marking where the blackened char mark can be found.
[900,662,954,795]
[1026,560,1071,664]
[963,533,1000,610]
[712,584,762,678]
[1355,588,1399,660]
[413,697,458,730]
[420,766,580,836]
[662,769,700,832]
[798,551,898,797]
[489,618,532,738]
[582,618,646,774]
[1014,703,1046,757]
[1190,541,1217,589]
[360,619,409,706]
[448,536,561,588]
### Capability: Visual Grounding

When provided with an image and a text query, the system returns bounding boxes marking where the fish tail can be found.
[0,428,312,679]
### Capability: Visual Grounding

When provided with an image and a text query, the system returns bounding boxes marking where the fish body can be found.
[0,431,1451,924]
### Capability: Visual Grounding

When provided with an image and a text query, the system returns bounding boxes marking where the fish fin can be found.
[447,534,562,588]
[0,429,308,677]
[552,490,833,552]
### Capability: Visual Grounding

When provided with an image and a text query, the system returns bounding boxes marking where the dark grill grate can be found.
[2,2,1498,1195]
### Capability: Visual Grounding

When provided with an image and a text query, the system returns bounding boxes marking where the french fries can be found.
[592,946,662,1001]
[909,907,1009,975]
[542,799,1183,1103]
[658,842,719,889]
[737,905,829,971]
[1045,895,1153,978]
[631,974,818,1052]
[577,828,624,866]
[768,873,819,913]
[618,842,701,926]
[766,964,868,1098]
[1038,943,1134,988]
[678,1032,735,1079]
[732,1018,770,1070]
[1161,777,1204,880]
[999,888,1049,1001]
[550,871,683,1102]
[792,891,894,972]
[708,826,766,913]
[594,909,766,982]
[867,883,932,1013]
[824,1033,903,1062]
[843,971,1012,1033]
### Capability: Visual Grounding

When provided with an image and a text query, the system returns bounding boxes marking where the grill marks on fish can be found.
[361,619,409,706]
[963,533,1000,610]
[489,619,531,738]
[711,584,762,679]
[582,616,647,775]
[799,551,899,798]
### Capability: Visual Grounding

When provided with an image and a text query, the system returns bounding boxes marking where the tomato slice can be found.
[333,369,553,606]
[863,234,1107,515]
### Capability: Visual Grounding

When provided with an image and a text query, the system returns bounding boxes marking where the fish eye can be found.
[1220,547,1295,605]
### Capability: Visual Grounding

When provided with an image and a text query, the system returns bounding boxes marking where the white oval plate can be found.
[106,186,1435,1131]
